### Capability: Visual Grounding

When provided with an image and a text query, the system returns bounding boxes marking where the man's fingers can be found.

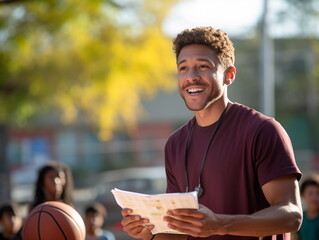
[164,214,204,228]
[165,217,203,236]
[120,208,154,239]
[122,220,154,238]
[121,215,148,227]
[167,209,205,219]
[121,208,133,217]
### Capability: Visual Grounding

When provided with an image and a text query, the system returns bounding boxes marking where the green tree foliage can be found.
[0,0,178,140]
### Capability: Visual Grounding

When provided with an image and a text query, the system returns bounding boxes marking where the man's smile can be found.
[187,87,204,95]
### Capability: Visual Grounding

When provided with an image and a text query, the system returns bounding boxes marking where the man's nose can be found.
[186,68,200,81]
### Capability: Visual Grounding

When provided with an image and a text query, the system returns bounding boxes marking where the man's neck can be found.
[194,100,231,127]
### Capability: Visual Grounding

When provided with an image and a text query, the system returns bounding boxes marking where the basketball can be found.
[22,201,86,240]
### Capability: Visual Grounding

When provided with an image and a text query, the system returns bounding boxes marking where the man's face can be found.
[177,44,226,112]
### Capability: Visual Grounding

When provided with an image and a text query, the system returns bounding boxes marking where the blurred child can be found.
[295,174,319,240]
[0,202,22,240]
[84,202,116,240]
[29,160,74,211]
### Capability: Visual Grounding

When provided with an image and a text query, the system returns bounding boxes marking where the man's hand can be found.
[163,204,221,238]
[121,208,154,240]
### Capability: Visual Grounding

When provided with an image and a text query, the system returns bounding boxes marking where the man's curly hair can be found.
[173,26,235,68]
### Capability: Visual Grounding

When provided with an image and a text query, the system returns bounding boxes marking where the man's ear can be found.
[224,66,236,85]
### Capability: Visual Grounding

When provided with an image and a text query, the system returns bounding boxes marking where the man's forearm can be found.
[216,202,302,237]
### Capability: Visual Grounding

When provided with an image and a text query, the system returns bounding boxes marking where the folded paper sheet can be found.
[111,188,198,234]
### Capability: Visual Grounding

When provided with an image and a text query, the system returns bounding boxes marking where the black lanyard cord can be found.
[184,103,229,197]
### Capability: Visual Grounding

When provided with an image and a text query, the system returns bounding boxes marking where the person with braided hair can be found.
[120,26,302,240]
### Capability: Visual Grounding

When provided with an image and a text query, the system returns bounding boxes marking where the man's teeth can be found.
[188,88,204,93]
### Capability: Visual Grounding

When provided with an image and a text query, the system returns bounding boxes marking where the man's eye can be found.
[199,65,209,69]
[179,66,187,71]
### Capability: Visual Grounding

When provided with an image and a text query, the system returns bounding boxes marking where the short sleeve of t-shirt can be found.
[253,118,301,186]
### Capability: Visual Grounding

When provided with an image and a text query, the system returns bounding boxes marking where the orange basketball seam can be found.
[37,207,42,240]
[43,205,84,239]
[38,210,68,240]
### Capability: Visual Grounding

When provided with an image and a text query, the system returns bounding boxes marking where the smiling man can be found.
[120,26,303,240]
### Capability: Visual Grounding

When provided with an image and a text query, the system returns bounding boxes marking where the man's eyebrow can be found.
[177,58,211,66]
[177,59,186,65]
[197,58,211,62]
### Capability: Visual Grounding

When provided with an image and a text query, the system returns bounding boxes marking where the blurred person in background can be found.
[0,202,22,240]
[84,202,116,240]
[120,26,302,240]
[29,160,74,211]
[295,174,319,240]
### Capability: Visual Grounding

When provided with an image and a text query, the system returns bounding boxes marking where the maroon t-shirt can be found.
[164,103,301,240]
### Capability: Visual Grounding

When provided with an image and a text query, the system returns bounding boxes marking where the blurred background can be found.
[0,0,319,239]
